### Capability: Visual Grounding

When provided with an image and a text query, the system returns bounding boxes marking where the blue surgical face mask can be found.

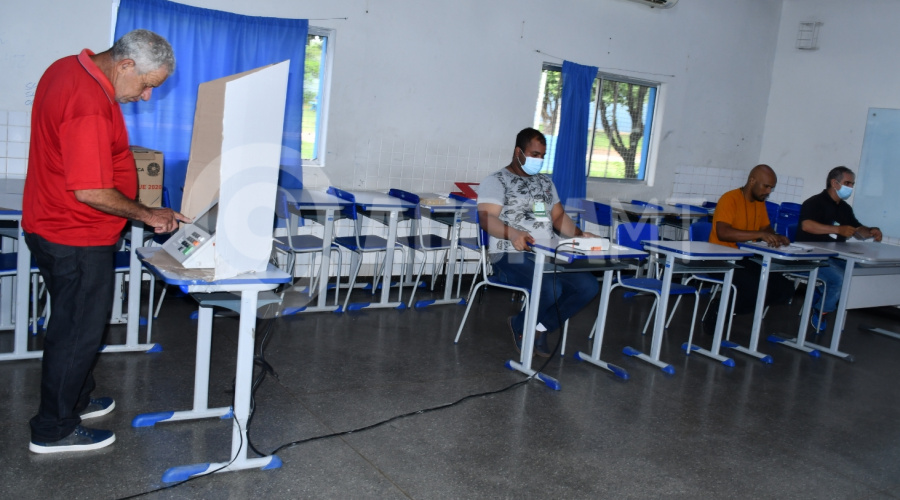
[518,151,543,175]
[836,184,853,200]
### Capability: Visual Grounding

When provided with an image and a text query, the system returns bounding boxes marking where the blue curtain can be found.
[552,60,598,206]
[115,0,308,212]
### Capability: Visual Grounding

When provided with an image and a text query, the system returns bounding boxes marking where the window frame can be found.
[303,26,335,168]
[536,63,661,185]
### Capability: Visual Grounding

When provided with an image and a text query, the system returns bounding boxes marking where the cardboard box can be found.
[131,146,164,208]
[179,61,290,279]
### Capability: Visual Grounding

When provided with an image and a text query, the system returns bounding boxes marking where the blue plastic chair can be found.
[764,201,780,231]
[664,221,737,339]
[327,187,400,311]
[454,228,531,344]
[449,193,482,299]
[630,199,665,211]
[775,202,801,237]
[782,223,827,330]
[581,199,613,238]
[0,252,41,334]
[388,189,453,308]
[272,189,342,305]
[453,225,570,355]
[612,222,700,352]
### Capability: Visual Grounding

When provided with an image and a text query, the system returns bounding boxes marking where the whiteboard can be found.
[856,108,900,239]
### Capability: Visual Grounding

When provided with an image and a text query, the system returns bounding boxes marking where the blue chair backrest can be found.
[274,189,290,221]
[779,202,801,215]
[631,199,664,211]
[689,221,713,242]
[582,199,613,226]
[161,186,171,209]
[616,222,659,251]
[764,201,779,227]
[775,203,801,236]
[327,186,359,220]
[388,188,421,220]
[786,223,798,242]
[702,201,717,210]
[449,193,479,227]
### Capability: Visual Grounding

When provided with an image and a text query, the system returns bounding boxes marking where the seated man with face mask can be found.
[796,166,882,331]
[477,127,599,357]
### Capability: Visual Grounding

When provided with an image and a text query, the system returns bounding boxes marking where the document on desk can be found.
[558,237,611,251]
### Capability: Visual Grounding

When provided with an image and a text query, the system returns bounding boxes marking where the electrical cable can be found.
[118,251,575,498]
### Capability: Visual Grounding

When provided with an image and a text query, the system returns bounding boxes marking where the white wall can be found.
[761,0,900,202]
[1,0,785,203]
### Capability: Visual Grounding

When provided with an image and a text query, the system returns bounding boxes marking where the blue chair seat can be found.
[0,253,21,272]
[274,234,327,253]
[458,236,479,252]
[620,278,698,295]
[114,251,132,270]
[332,235,390,253]
[395,233,451,251]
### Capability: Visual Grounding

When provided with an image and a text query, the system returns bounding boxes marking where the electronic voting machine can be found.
[162,201,218,268]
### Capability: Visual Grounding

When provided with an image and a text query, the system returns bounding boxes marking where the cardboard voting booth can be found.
[172,60,290,280]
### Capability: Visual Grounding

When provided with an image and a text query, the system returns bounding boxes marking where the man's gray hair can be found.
[111,29,175,75]
[826,166,854,188]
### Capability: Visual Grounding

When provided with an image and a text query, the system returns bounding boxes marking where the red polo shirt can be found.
[23,49,137,246]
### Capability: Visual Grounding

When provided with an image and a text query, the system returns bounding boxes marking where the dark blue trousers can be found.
[26,232,116,442]
[491,252,599,335]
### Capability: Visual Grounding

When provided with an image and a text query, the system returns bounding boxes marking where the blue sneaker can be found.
[79,397,115,420]
[30,426,115,454]
[810,310,828,333]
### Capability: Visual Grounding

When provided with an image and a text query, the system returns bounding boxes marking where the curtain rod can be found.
[533,49,675,78]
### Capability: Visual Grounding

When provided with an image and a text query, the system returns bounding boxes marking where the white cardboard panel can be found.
[213,61,290,280]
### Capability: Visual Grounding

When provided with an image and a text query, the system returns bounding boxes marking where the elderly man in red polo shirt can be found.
[24,29,188,454]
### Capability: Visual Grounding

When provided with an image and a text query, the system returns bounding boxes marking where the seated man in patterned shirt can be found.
[477,127,599,357]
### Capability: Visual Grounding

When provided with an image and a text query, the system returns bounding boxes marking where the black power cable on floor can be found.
[119,253,572,498]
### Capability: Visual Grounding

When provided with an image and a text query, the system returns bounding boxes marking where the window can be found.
[302,27,334,166]
[533,64,658,181]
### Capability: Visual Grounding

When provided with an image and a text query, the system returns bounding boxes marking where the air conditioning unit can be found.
[625,0,679,8]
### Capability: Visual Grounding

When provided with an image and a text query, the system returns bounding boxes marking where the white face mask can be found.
[518,151,543,175]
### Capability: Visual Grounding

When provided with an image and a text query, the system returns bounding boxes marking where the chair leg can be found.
[146,272,155,344]
[642,299,658,335]
[559,320,569,356]
[30,274,39,334]
[407,250,426,308]
[725,284,737,341]
[701,284,721,321]
[154,286,168,319]
[666,296,683,328]
[342,254,363,311]
[332,248,343,307]
[466,252,486,300]
[455,281,487,343]
[665,276,693,328]
[684,291,700,354]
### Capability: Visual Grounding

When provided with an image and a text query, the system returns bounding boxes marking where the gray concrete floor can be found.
[2,278,900,499]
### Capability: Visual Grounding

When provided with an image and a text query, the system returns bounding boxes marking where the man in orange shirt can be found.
[709,164,792,315]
